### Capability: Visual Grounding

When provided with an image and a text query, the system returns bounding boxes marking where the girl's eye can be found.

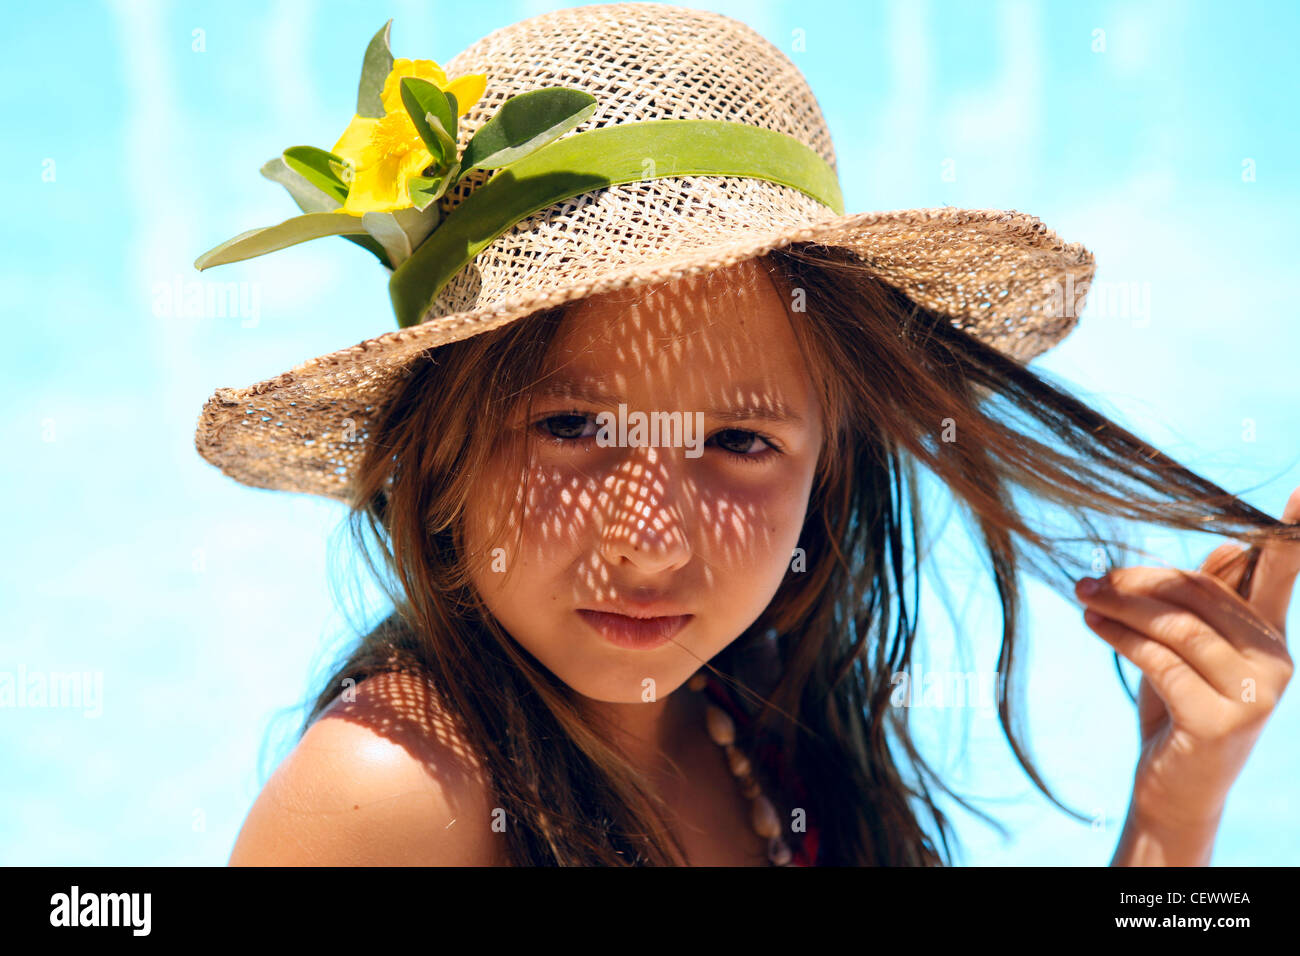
[536,412,598,440]
[708,428,774,459]
[532,412,781,463]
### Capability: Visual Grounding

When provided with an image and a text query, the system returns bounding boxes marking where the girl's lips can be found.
[576,609,693,650]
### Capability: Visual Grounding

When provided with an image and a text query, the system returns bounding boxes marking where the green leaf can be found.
[458,88,597,181]
[407,161,460,211]
[343,232,399,264]
[361,205,441,269]
[260,156,340,213]
[400,78,458,165]
[259,157,396,266]
[356,20,395,118]
[282,146,350,205]
[195,212,369,270]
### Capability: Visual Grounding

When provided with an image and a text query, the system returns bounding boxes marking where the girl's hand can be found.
[1076,486,1300,862]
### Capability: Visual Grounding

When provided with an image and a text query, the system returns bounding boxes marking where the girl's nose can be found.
[596,447,692,574]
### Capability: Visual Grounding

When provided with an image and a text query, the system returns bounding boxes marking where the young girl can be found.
[199,6,1300,866]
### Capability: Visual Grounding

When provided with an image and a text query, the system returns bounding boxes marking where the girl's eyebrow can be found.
[536,379,805,425]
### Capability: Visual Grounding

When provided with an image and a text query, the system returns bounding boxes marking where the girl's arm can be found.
[1109,798,1221,866]
[1075,487,1300,867]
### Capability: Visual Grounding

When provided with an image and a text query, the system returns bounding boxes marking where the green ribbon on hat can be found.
[389,120,845,329]
[388,118,844,329]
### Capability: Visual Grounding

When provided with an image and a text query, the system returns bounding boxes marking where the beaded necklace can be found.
[686,671,793,866]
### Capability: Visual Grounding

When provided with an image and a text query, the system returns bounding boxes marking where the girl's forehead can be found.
[536,294,817,422]
[549,267,800,369]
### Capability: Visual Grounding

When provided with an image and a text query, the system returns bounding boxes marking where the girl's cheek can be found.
[517,465,597,527]
[692,485,795,567]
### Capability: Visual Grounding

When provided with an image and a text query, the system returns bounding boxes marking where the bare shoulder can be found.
[228,670,506,866]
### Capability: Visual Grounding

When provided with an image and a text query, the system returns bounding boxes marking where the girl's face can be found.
[464,258,825,703]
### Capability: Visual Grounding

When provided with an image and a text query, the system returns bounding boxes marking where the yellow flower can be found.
[331,58,487,214]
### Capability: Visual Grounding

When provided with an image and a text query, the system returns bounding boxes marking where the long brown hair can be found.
[296,241,1295,865]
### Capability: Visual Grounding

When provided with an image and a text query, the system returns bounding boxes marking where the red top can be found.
[699,673,820,866]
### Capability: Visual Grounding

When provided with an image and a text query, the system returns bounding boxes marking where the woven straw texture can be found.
[195,2,1096,501]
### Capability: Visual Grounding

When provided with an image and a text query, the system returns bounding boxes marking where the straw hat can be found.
[194,2,1095,501]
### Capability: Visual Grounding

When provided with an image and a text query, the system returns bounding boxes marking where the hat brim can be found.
[194,205,1094,500]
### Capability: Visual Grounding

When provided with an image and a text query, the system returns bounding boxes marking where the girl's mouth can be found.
[576,610,693,649]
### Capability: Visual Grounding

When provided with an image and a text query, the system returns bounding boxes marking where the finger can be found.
[1243,484,1300,642]
[1076,573,1258,692]
[1080,567,1286,661]
[1199,543,1254,594]
[1083,609,1227,713]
